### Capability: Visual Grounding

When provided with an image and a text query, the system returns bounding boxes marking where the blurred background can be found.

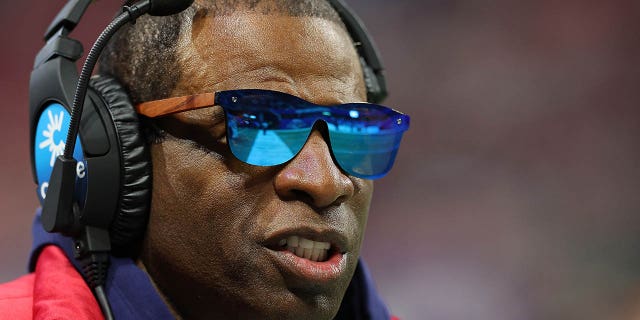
[1,0,639,319]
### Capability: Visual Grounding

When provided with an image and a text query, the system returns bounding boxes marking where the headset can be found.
[28,0,387,318]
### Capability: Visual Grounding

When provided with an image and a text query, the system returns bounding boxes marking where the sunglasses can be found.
[136,89,410,179]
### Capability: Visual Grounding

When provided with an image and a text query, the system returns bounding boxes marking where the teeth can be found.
[280,236,331,262]
[310,248,321,261]
[287,236,299,247]
[300,238,314,249]
[303,248,312,259]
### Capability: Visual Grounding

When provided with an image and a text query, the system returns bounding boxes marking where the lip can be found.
[262,227,349,253]
[262,227,350,283]
[267,249,348,283]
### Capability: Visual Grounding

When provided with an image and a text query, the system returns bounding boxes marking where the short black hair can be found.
[98,0,347,105]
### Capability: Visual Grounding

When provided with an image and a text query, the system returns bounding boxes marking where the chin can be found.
[253,293,342,320]
[228,281,345,320]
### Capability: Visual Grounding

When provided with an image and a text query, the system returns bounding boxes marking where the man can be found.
[0,0,406,319]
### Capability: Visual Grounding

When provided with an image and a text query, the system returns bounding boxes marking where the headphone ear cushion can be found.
[89,75,151,251]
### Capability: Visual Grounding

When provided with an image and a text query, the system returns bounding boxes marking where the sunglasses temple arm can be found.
[135,92,216,117]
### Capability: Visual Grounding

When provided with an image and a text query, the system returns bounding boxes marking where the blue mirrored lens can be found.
[221,91,314,166]
[327,103,409,179]
[216,90,410,179]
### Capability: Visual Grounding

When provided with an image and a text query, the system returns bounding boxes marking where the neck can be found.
[135,259,184,320]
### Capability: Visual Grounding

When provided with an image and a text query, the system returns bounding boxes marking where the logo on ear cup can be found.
[34,103,88,207]
[38,110,65,167]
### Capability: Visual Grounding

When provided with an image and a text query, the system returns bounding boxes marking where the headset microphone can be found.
[44,0,194,234]
[44,0,195,234]
[38,0,193,318]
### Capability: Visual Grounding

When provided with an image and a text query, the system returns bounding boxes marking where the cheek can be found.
[144,139,310,316]
[146,139,256,264]
[152,140,231,205]
[144,139,275,297]
[350,179,374,250]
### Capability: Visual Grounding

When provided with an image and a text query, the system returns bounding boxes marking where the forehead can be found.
[173,10,366,103]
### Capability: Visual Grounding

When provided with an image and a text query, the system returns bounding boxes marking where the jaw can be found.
[138,246,352,320]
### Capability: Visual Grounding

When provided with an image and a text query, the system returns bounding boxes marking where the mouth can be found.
[277,235,334,262]
[263,230,349,283]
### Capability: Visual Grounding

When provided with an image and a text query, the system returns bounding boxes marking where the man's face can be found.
[139,8,372,320]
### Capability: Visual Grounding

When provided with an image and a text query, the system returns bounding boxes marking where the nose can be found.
[274,130,355,208]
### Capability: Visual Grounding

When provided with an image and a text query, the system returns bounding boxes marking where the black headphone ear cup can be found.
[89,75,151,252]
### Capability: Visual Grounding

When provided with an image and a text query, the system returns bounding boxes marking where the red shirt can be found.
[0,246,103,320]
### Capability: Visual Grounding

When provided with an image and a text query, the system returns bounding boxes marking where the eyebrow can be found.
[135,92,216,118]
